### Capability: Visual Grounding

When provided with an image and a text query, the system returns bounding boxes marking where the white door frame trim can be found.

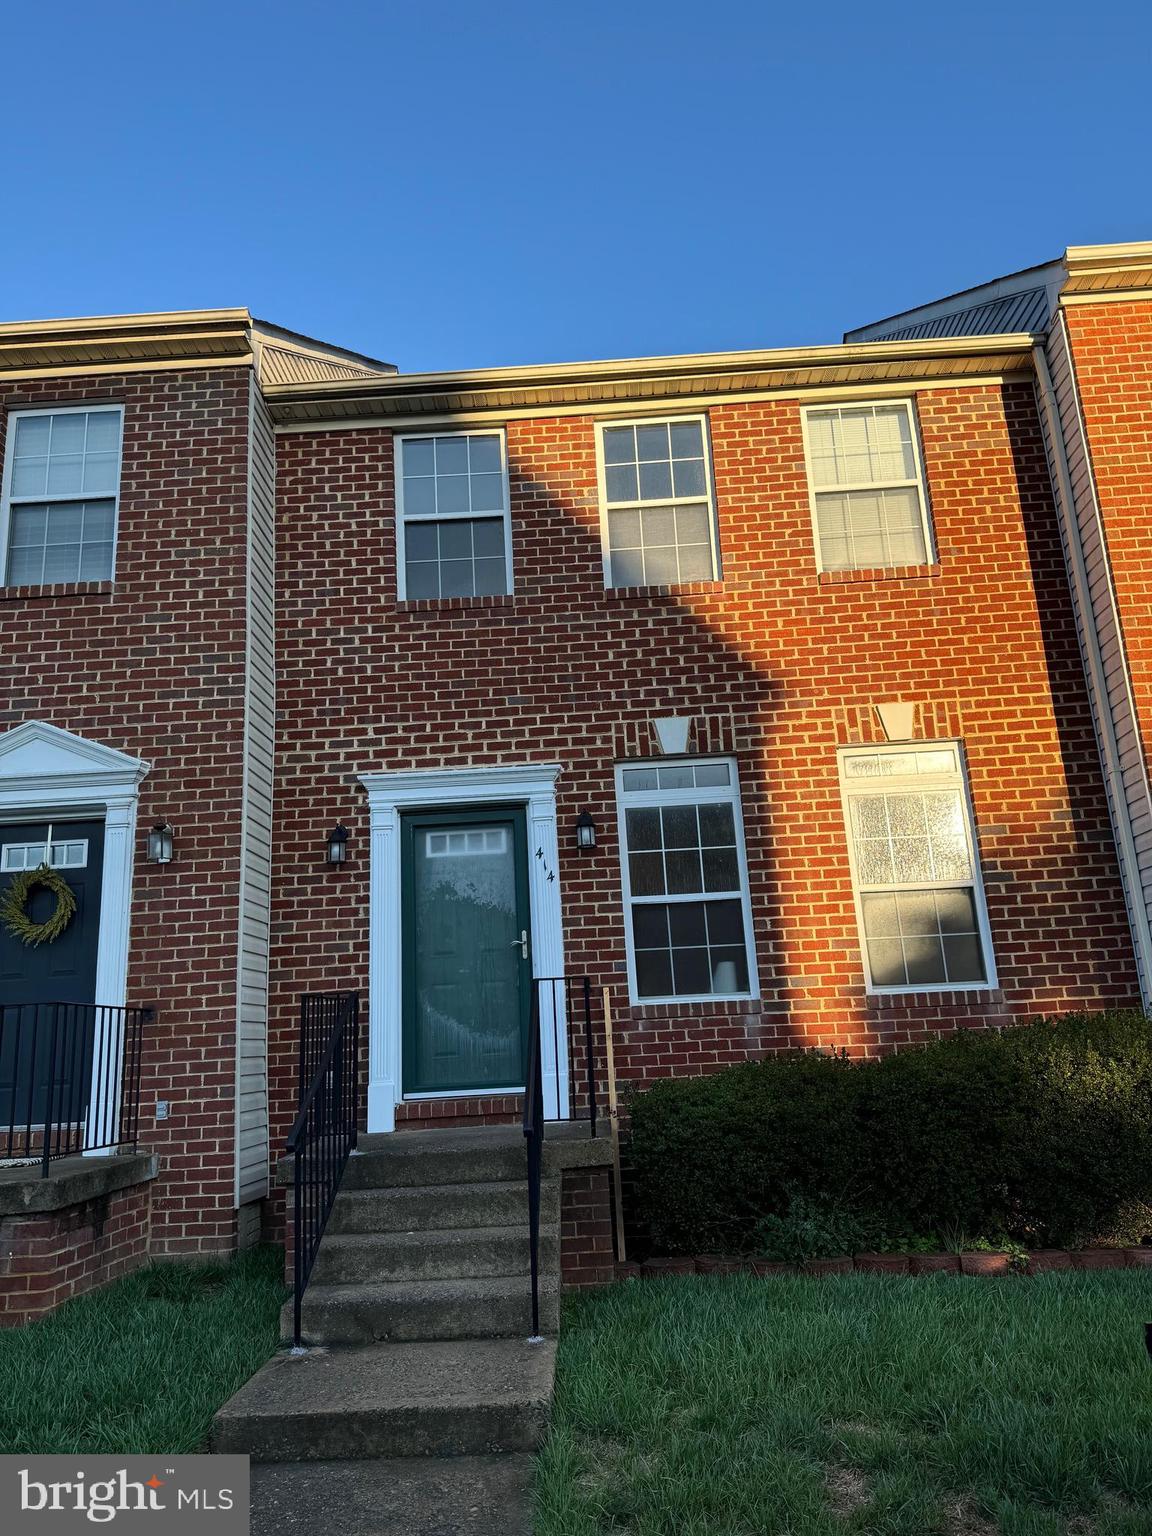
[358,763,568,1133]
[0,721,148,1155]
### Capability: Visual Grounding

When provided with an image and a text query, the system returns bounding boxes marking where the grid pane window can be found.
[841,746,993,991]
[804,402,931,572]
[618,758,756,1002]
[1,827,88,872]
[600,417,718,587]
[3,409,122,586]
[398,433,511,598]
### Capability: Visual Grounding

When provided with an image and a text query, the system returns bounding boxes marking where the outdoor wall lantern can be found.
[326,825,350,865]
[575,810,597,851]
[146,822,174,864]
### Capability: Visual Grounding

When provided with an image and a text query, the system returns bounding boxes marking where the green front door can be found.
[401,806,533,1095]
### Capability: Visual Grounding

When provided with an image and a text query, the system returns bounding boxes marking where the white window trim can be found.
[0,404,125,588]
[594,413,721,589]
[615,756,759,1006]
[394,428,514,601]
[837,742,998,995]
[799,398,935,574]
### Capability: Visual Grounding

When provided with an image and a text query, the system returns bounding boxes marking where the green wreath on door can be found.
[0,865,77,947]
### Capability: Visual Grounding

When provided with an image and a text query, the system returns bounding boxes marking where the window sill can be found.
[629,996,761,1019]
[605,580,725,600]
[866,987,1004,1008]
[0,580,115,603]
[817,564,940,586]
[396,593,516,613]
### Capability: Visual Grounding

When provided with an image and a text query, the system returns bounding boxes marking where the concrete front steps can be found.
[296,1272,559,1345]
[286,1127,560,1347]
[213,1124,563,1523]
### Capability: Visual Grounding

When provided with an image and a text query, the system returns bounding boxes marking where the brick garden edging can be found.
[619,1247,1152,1281]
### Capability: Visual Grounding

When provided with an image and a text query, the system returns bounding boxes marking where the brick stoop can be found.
[213,1125,596,1523]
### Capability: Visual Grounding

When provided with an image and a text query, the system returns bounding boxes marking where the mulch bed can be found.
[618,1246,1152,1280]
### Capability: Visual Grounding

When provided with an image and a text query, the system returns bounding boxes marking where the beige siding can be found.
[235,375,276,1206]
[1041,315,1152,1000]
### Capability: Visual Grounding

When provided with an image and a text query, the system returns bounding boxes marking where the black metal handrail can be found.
[0,1001,149,1175]
[286,990,360,1349]
[523,974,597,1338]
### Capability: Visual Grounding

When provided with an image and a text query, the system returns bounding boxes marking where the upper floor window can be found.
[839,744,995,992]
[616,757,757,1003]
[802,401,932,571]
[1,406,123,586]
[598,416,719,588]
[396,431,512,600]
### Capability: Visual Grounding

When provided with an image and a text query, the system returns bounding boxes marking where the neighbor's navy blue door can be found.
[0,819,104,1127]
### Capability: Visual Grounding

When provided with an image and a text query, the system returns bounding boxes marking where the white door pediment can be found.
[0,721,148,794]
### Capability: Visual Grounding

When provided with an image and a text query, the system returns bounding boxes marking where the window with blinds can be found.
[839,745,996,991]
[802,401,932,571]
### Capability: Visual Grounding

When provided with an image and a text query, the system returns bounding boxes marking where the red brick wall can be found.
[1063,299,1152,791]
[560,1167,617,1288]
[0,368,252,1254]
[269,381,1139,1159]
[0,1177,153,1325]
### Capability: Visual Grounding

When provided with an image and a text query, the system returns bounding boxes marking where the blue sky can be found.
[4,0,1149,371]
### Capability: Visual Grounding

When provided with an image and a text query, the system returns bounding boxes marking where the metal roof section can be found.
[250,319,396,387]
[845,261,1063,343]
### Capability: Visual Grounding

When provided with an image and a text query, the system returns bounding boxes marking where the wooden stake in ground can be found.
[602,984,627,1263]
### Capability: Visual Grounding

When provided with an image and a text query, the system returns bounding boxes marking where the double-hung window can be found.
[396,431,512,599]
[840,745,995,991]
[616,758,757,1002]
[1,405,123,586]
[598,416,719,587]
[802,401,932,571]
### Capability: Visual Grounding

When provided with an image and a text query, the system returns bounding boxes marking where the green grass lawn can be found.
[0,1246,285,1454]
[536,1273,1152,1536]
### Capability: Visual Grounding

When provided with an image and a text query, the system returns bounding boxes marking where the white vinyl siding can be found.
[802,401,932,571]
[616,759,757,1004]
[396,431,512,600]
[1039,315,1152,1002]
[235,377,276,1208]
[597,416,719,587]
[1,406,123,585]
[840,745,995,992]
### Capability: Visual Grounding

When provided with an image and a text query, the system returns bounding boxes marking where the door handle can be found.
[510,929,529,960]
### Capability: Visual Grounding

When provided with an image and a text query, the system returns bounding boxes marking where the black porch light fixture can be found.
[574,810,597,851]
[146,822,174,864]
[326,825,350,865]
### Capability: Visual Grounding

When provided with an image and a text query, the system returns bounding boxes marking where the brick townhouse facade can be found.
[1,241,1151,1313]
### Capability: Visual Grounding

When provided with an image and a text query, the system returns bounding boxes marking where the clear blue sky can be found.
[4,0,1149,371]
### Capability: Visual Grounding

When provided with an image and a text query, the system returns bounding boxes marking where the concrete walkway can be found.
[249,1456,534,1536]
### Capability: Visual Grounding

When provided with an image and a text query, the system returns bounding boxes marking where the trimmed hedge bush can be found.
[626,1010,1152,1254]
